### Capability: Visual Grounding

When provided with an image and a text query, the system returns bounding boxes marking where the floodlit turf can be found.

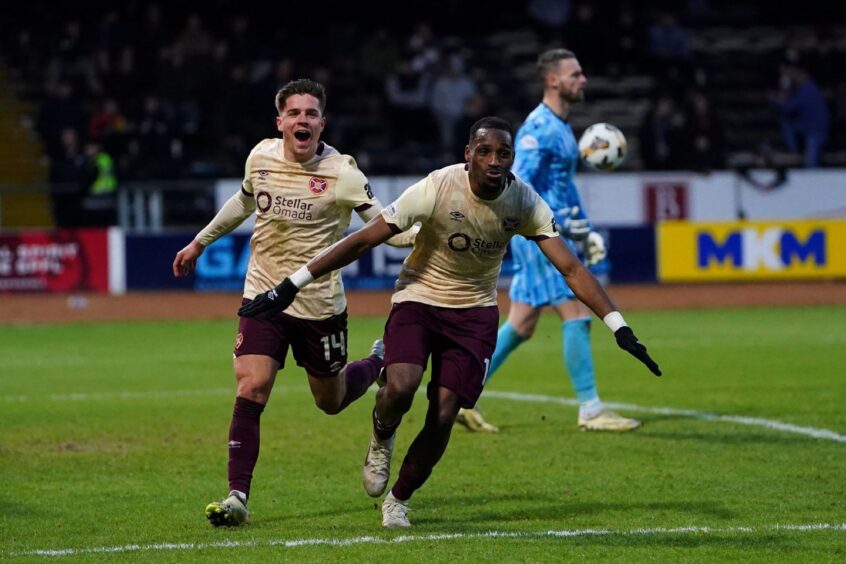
[1,306,844,562]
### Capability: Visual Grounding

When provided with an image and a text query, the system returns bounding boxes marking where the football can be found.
[578,123,627,171]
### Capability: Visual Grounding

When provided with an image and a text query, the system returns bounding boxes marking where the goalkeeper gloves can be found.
[614,326,662,376]
[554,206,590,241]
[237,278,299,318]
[585,231,607,265]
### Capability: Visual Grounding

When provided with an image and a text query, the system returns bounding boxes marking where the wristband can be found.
[289,266,315,289]
[603,311,627,332]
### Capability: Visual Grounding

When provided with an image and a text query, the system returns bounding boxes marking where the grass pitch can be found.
[1,306,844,562]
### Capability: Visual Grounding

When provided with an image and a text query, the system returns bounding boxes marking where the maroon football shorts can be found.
[383,300,499,408]
[234,298,348,377]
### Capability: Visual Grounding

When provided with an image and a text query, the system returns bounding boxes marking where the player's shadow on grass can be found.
[471,419,580,432]
[256,501,382,525]
[414,497,734,529]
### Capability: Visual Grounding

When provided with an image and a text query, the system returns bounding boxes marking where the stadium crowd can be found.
[2,0,844,187]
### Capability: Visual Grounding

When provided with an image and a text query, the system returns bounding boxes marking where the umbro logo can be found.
[449,211,465,221]
[228,440,242,449]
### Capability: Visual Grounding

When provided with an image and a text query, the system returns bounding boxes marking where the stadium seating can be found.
[0,2,842,187]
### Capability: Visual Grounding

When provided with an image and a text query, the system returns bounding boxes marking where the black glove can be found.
[614,326,662,376]
[237,278,299,318]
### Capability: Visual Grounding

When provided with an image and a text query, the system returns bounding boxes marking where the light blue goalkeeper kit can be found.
[509,103,588,306]
[486,103,600,405]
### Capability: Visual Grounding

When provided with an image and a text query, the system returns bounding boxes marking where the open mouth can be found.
[293,130,312,142]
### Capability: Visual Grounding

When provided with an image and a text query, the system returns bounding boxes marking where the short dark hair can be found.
[275,79,327,114]
[536,48,576,80]
[469,116,515,143]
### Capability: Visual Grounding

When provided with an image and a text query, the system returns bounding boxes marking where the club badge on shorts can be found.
[235,332,244,349]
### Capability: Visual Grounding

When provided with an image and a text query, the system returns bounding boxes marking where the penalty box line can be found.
[482,390,846,444]
[3,387,845,443]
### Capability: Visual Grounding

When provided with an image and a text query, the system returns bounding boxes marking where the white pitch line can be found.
[483,391,846,443]
[2,387,844,443]
[10,522,846,558]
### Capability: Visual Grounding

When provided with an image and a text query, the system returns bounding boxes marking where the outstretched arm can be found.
[172,189,255,277]
[237,215,398,318]
[536,236,615,317]
[172,239,206,278]
[536,236,662,376]
[357,204,418,247]
[309,215,397,279]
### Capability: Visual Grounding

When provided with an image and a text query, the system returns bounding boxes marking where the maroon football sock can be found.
[372,406,401,441]
[227,396,265,498]
[390,408,452,500]
[391,456,433,501]
[337,355,383,411]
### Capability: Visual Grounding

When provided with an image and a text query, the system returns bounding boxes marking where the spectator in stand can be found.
[639,94,686,170]
[104,46,145,104]
[130,95,176,178]
[37,81,87,159]
[771,64,831,168]
[609,3,644,75]
[647,12,690,61]
[158,44,198,132]
[646,11,691,94]
[174,13,214,59]
[10,2,845,186]
[49,128,87,228]
[88,98,127,144]
[133,4,171,77]
[430,53,477,162]
[804,32,843,131]
[97,9,131,54]
[46,20,101,99]
[48,134,118,228]
[455,93,490,148]
[360,29,401,87]
[227,15,253,66]
[562,3,610,72]
[80,141,118,227]
[681,91,725,172]
[385,59,434,143]
[407,23,440,76]
[527,0,572,44]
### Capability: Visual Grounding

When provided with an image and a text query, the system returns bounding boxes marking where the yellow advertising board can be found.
[658,220,846,281]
